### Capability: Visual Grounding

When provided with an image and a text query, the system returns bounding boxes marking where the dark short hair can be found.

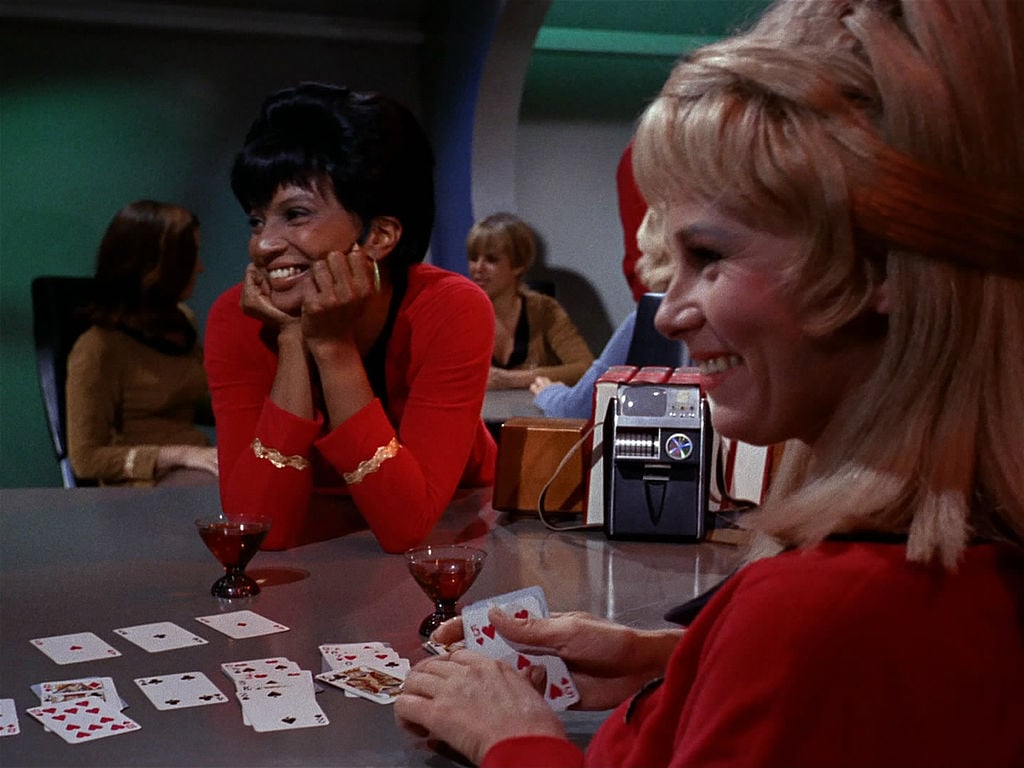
[231,82,436,272]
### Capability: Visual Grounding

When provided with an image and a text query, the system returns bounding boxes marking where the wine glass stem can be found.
[435,600,457,622]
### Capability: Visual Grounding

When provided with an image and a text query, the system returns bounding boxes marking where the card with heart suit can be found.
[221,657,302,683]
[510,653,580,711]
[37,676,119,706]
[0,699,20,737]
[319,642,399,670]
[134,671,229,711]
[316,666,405,705]
[319,642,407,697]
[461,586,579,710]
[30,632,122,665]
[461,586,549,658]
[114,621,208,653]
[26,700,140,744]
[195,610,289,640]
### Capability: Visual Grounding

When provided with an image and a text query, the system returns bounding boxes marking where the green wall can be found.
[0,20,428,488]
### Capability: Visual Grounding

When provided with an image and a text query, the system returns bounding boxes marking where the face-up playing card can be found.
[26,700,140,744]
[460,586,579,711]
[318,642,406,697]
[319,642,399,671]
[512,653,581,711]
[235,671,329,732]
[221,657,302,684]
[462,586,549,659]
[114,622,208,653]
[195,610,289,640]
[30,632,122,665]
[316,665,405,705]
[38,677,110,705]
[134,671,228,711]
[0,699,20,737]
[422,638,466,656]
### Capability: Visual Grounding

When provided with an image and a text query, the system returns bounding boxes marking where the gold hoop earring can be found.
[370,258,381,293]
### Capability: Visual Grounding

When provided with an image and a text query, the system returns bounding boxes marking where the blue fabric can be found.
[533,311,638,419]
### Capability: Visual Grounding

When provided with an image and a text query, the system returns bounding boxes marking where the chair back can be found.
[31,276,96,488]
[626,293,689,368]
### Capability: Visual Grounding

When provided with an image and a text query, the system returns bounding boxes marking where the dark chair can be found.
[31,276,97,488]
[626,293,689,368]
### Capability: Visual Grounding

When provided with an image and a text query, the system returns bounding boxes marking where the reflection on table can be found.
[0,485,741,767]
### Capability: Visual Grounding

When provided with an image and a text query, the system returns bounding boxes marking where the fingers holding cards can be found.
[460,586,580,711]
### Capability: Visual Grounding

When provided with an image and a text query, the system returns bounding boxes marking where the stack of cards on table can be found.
[25,676,140,744]
[461,586,580,711]
[315,642,410,705]
[221,657,328,732]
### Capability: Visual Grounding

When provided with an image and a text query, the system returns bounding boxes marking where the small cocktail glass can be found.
[405,544,486,636]
[195,515,271,599]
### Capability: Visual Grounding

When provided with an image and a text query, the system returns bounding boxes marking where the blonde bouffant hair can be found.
[633,0,1024,568]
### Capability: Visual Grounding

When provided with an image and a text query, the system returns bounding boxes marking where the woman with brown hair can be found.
[67,200,217,486]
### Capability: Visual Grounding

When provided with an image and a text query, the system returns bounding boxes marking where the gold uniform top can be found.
[65,310,211,486]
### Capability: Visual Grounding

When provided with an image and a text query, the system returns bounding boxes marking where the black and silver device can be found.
[604,381,713,541]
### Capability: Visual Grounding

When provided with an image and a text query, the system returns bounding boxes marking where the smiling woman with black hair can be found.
[204,83,496,553]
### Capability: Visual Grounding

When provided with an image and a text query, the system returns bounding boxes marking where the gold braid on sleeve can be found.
[251,438,311,470]
[343,436,400,485]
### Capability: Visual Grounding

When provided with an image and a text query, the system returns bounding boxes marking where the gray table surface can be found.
[0,485,740,767]
[481,388,543,426]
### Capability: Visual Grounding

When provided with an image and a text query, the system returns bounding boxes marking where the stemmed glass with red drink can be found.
[195,515,271,598]
[405,544,487,636]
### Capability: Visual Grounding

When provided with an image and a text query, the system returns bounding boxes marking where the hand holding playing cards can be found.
[432,608,684,711]
[395,650,565,766]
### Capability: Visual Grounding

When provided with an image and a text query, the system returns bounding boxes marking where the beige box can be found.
[493,418,589,514]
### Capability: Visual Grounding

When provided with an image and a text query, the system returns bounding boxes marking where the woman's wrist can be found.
[631,628,684,678]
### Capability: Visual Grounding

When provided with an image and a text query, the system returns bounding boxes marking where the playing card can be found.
[221,657,302,683]
[26,700,140,744]
[134,672,228,711]
[316,665,405,705]
[462,586,549,659]
[30,632,122,665]
[511,653,581,711]
[114,621,208,653]
[38,677,111,705]
[195,610,289,640]
[0,699,20,737]
[235,671,329,732]
[319,642,400,671]
[422,638,466,656]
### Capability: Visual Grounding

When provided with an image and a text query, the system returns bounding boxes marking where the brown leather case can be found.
[493,417,590,514]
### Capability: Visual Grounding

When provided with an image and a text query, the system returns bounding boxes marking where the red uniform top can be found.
[484,539,1024,768]
[617,141,650,302]
[204,263,497,553]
